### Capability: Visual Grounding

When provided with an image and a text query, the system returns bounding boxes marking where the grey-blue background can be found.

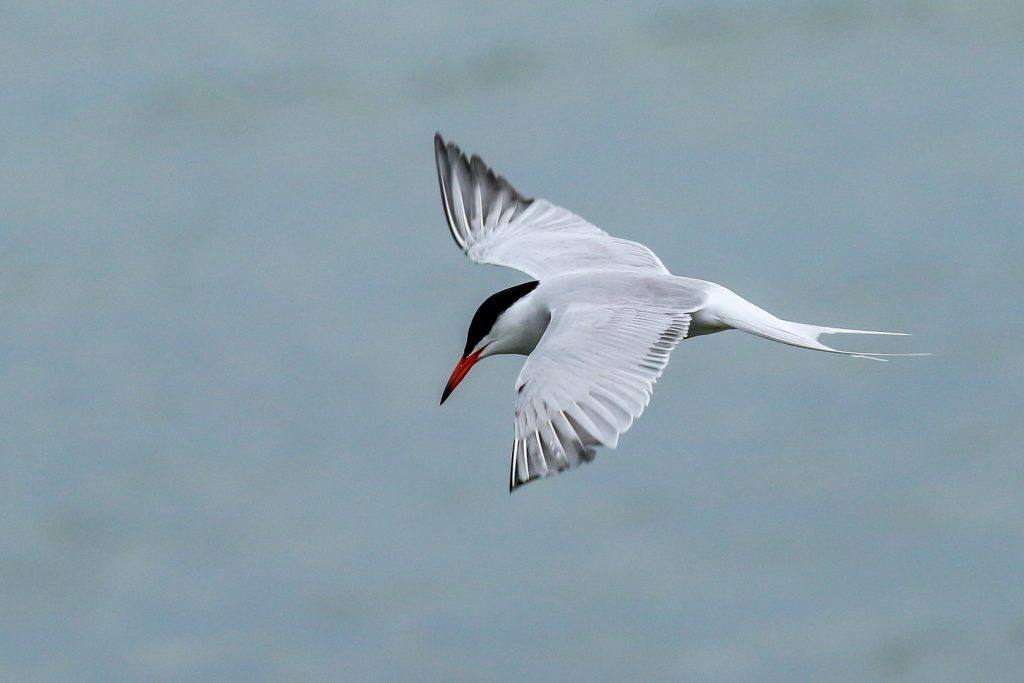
[2,2,1021,681]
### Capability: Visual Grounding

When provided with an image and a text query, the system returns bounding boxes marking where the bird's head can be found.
[440,281,541,404]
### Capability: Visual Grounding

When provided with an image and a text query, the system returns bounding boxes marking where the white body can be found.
[434,134,919,491]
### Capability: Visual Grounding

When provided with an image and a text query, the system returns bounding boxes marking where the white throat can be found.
[482,293,550,357]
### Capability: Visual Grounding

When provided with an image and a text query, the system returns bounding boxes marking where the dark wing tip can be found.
[433,132,445,167]
[433,132,451,174]
[433,133,534,256]
[435,133,464,168]
[509,473,538,494]
[434,133,468,250]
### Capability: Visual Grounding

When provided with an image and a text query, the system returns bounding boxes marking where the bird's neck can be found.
[486,293,550,357]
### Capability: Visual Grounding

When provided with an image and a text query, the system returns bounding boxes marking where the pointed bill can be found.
[440,349,483,405]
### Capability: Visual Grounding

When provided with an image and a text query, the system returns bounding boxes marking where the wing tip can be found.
[434,132,468,170]
[434,133,468,251]
[434,132,452,168]
[434,132,455,174]
[509,470,542,494]
[433,133,537,256]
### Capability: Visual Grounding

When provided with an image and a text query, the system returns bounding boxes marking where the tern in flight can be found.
[434,134,919,492]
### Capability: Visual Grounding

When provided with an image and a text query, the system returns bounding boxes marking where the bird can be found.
[434,133,921,492]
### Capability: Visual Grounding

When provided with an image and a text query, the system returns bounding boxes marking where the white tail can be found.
[707,286,926,361]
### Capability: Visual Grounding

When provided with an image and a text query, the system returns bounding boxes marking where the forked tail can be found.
[710,287,926,361]
[742,319,922,361]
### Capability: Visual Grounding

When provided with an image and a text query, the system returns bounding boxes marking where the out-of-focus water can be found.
[2,1,1022,681]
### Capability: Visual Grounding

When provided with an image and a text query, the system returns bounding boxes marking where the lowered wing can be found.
[509,301,694,491]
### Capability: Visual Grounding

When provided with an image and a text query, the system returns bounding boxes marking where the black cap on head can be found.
[463,281,539,356]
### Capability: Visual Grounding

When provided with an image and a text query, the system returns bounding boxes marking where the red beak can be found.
[440,349,483,405]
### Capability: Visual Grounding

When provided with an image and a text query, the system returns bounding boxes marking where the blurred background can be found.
[2,1,1022,681]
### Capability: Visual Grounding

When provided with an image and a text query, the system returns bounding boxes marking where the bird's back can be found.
[534,271,712,315]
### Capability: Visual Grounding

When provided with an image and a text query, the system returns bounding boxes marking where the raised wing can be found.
[434,134,669,279]
[509,302,693,491]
